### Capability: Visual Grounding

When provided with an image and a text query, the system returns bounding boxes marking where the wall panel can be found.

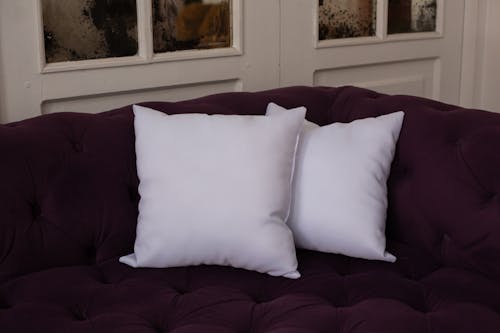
[41,79,241,114]
[314,58,438,98]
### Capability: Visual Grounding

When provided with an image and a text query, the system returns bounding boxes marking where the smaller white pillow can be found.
[120,105,306,278]
[267,103,404,262]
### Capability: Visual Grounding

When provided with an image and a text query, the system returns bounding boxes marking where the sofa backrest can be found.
[327,87,500,280]
[1,86,499,281]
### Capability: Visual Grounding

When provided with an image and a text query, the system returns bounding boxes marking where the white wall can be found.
[477,0,500,112]
[461,0,500,113]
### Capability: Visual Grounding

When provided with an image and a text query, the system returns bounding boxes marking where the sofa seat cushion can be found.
[1,249,499,333]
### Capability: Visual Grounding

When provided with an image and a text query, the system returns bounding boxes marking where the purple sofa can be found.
[1,86,500,332]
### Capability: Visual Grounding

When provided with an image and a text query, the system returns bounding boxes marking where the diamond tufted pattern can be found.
[1,86,500,332]
[0,250,499,332]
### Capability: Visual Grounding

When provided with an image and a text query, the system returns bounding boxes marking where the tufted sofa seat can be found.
[1,86,500,332]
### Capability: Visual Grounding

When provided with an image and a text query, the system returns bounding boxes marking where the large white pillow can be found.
[119,105,306,278]
[267,103,404,262]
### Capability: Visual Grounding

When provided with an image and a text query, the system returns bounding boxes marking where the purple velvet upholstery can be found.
[1,86,499,332]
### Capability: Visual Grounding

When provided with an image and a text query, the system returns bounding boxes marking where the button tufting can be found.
[31,202,41,219]
[446,136,461,146]
[98,273,110,285]
[86,247,97,265]
[174,287,188,295]
[72,142,83,153]
[252,295,270,304]
[0,300,10,310]
[151,323,166,333]
[487,192,497,201]
[5,88,500,333]
[70,306,88,321]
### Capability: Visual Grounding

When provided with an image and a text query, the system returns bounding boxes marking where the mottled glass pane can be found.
[388,0,437,34]
[42,0,138,63]
[318,0,376,40]
[153,0,231,53]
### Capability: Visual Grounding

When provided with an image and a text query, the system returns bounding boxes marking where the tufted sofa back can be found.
[1,86,500,282]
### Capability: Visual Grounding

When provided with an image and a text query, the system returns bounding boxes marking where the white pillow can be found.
[267,103,404,262]
[120,105,306,278]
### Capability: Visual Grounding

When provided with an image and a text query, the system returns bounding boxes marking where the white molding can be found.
[471,0,500,112]
[137,0,153,61]
[40,78,242,114]
[312,1,319,48]
[312,57,437,98]
[152,47,242,63]
[385,31,442,42]
[377,0,388,40]
[34,0,45,73]
[42,56,149,73]
[316,36,382,48]
[436,0,445,35]
[231,0,243,54]
[350,74,426,95]
[459,0,480,108]
[317,31,442,49]
[432,57,441,100]
[313,55,439,73]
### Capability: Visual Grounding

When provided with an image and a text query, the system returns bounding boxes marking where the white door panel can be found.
[280,0,465,104]
[0,1,468,122]
[314,58,437,98]
[0,0,280,123]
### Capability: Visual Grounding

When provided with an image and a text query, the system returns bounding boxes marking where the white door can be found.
[280,0,465,104]
[0,1,469,123]
[0,0,281,123]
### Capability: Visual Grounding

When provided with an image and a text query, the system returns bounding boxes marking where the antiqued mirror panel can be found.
[153,0,232,53]
[388,0,437,34]
[318,0,377,40]
[42,0,139,63]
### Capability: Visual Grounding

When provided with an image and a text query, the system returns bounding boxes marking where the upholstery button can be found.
[31,202,41,219]
[174,287,187,295]
[87,247,97,265]
[0,300,10,310]
[446,136,460,146]
[151,324,166,333]
[100,276,111,285]
[70,306,88,321]
[73,142,83,153]
[253,295,269,304]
